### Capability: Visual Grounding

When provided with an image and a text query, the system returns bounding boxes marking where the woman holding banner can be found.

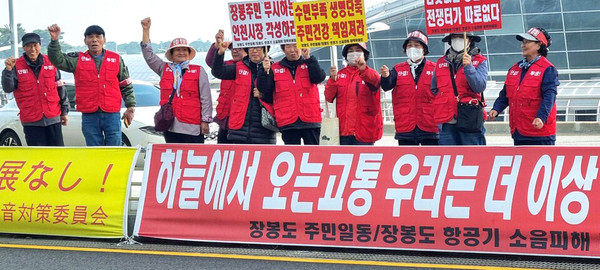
[324,43,383,145]
[211,42,276,144]
[488,27,559,145]
[431,32,488,145]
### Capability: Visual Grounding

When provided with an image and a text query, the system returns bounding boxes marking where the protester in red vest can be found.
[380,30,438,145]
[205,29,247,144]
[324,43,383,145]
[47,24,136,146]
[488,27,559,145]
[212,41,276,144]
[431,32,488,145]
[256,43,326,145]
[2,33,69,146]
[140,18,212,143]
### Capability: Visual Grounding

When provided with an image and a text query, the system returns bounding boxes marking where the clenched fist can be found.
[329,66,338,81]
[4,57,16,71]
[380,65,390,78]
[47,24,61,41]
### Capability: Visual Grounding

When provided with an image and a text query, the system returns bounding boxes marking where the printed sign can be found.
[424,0,502,34]
[293,0,367,48]
[0,147,138,238]
[228,0,296,48]
[135,144,600,257]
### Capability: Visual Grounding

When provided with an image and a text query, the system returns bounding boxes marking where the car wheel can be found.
[122,134,131,146]
[1,130,22,146]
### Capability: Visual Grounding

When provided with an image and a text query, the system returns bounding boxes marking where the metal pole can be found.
[330,45,338,68]
[9,0,18,58]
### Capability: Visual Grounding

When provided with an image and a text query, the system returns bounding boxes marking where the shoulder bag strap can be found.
[167,87,177,104]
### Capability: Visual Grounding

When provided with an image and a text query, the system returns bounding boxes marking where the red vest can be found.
[159,64,202,125]
[215,59,235,121]
[392,61,437,133]
[433,54,486,124]
[271,61,321,127]
[505,57,556,136]
[14,55,61,122]
[332,66,383,142]
[74,50,122,113]
[228,61,274,130]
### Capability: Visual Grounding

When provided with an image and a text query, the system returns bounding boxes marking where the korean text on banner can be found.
[135,144,600,258]
[0,147,138,238]
[228,0,296,48]
[293,0,367,48]
[424,0,502,34]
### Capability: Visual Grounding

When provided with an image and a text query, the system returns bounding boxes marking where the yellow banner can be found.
[293,0,367,48]
[0,147,138,238]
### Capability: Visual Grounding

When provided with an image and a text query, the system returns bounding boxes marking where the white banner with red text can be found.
[134,144,599,257]
[228,0,296,48]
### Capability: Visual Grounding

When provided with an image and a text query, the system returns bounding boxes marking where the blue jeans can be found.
[439,123,486,145]
[81,112,122,146]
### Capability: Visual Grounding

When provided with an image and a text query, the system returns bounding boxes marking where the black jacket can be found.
[211,52,276,144]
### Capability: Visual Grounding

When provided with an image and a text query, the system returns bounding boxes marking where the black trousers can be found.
[163,130,205,143]
[397,138,439,145]
[217,128,232,144]
[23,123,64,146]
[514,139,555,146]
[340,135,374,145]
[281,128,320,145]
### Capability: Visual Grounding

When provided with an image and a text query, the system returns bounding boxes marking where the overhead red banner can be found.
[135,144,599,258]
[424,0,502,35]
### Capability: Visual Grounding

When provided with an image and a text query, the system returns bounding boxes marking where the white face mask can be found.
[346,52,363,66]
[451,37,466,52]
[406,47,424,62]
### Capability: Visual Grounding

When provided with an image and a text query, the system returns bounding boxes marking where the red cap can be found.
[517,27,548,46]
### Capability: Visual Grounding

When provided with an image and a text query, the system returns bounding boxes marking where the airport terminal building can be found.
[309,0,600,122]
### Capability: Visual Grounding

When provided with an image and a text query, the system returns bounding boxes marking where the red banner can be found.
[424,0,502,35]
[135,144,599,257]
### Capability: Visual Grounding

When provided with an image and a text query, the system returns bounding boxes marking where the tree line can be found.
[0,24,213,58]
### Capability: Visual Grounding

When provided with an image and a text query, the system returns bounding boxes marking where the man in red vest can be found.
[205,29,247,144]
[431,32,488,145]
[47,24,136,146]
[380,30,438,145]
[488,27,559,145]
[256,43,326,145]
[2,33,69,146]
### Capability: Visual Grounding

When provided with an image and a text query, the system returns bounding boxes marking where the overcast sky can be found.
[1,0,387,45]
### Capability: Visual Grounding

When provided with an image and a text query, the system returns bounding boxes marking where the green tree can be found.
[0,23,26,58]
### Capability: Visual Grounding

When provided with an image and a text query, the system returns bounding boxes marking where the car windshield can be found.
[63,83,160,109]
[132,84,160,107]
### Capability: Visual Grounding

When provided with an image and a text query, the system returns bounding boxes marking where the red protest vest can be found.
[74,50,122,113]
[271,61,321,127]
[392,61,437,133]
[227,61,274,130]
[331,66,383,143]
[433,54,486,124]
[505,57,556,137]
[159,63,202,125]
[215,59,235,121]
[14,55,61,122]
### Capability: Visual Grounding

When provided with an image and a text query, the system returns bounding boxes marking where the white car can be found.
[0,80,165,166]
